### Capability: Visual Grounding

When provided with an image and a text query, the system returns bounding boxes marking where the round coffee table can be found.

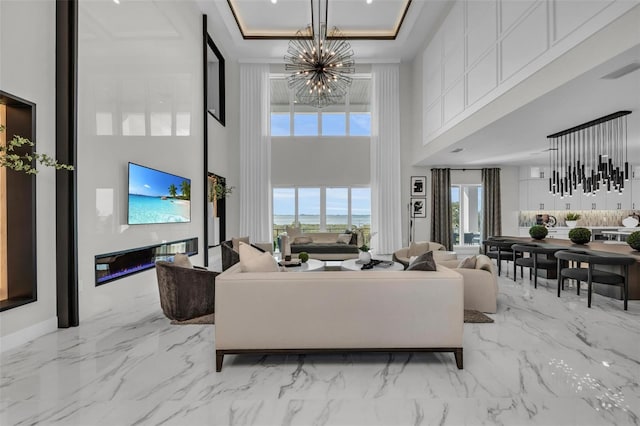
[282,258,325,272]
[341,258,404,271]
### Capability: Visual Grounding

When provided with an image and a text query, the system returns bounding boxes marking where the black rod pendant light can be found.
[547,111,631,197]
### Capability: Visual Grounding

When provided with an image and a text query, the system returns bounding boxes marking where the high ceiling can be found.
[227,0,412,39]
[198,0,452,61]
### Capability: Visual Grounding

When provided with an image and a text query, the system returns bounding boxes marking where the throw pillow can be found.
[336,233,352,244]
[408,241,430,257]
[293,236,313,244]
[408,255,418,266]
[232,236,250,252]
[285,225,302,239]
[239,242,280,272]
[457,256,477,269]
[406,251,437,271]
[173,253,193,269]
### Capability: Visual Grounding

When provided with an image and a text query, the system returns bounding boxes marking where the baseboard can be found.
[0,317,58,353]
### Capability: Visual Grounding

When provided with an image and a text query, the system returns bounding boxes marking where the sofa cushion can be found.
[475,254,494,274]
[285,226,302,239]
[173,253,193,269]
[239,242,279,272]
[408,241,430,257]
[232,236,250,252]
[293,236,313,244]
[406,251,437,271]
[457,256,477,269]
[336,233,352,244]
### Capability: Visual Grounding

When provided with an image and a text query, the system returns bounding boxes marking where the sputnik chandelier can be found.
[547,111,631,197]
[284,0,355,108]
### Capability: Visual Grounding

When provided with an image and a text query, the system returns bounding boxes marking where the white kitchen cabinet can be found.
[527,179,555,211]
[519,180,529,211]
[581,190,607,211]
[556,195,581,211]
[632,173,640,210]
[606,187,632,210]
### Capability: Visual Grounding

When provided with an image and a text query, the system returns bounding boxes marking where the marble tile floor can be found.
[1,271,639,426]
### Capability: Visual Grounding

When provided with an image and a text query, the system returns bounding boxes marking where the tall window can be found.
[273,187,371,240]
[451,185,483,246]
[270,77,371,137]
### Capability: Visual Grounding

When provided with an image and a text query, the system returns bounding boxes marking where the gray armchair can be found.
[155,261,218,321]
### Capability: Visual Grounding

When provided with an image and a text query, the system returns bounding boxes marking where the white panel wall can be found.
[272,138,370,186]
[421,0,637,144]
[0,0,58,347]
[77,0,206,320]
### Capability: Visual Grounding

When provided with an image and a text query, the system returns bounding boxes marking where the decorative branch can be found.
[0,125,73,174]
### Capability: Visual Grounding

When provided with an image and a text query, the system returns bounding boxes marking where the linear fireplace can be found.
[95,237,198,286]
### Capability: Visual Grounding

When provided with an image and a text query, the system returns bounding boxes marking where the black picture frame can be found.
[204,20,225,126]
[410,198,426,218]
[410,176,426,196]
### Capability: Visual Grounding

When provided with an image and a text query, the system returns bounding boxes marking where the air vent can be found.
[451,148,464,153]
[601,63,640,80]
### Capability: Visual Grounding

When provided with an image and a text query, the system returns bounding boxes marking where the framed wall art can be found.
[410,198,426,218]
[410,176,426,196]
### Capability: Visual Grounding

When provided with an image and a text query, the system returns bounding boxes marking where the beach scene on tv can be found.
[128,163,191,224]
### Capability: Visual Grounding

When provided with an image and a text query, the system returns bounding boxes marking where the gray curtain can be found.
[482,168,502,240]
[430,168,452,250]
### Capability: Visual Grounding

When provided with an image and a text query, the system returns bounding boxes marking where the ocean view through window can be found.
[273,187,371,241]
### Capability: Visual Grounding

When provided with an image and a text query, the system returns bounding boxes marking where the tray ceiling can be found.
[227,0,412,40]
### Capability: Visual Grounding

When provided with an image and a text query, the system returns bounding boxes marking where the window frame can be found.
[269,74,371,138]
[451,184,483,247]
[272,185,371,236]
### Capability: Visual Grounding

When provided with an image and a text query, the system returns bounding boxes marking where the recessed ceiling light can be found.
[271,0,277,4]
[113,0,120,4]
[451,148,464,153]
[366,0,373,4]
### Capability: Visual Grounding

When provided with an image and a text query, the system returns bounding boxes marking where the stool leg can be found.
[557,261,562,297]
[533,257,538,289]
[624,265,629,311]
[587,266,593,308]
[576,280,580,296]
[513,252,516,282]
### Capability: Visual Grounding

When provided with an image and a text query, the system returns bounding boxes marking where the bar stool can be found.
[483,238,519,276]
[554,250,635,310]
[512,244,568,288]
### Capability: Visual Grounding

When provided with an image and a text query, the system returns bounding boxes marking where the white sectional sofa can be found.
[214,263,464,371]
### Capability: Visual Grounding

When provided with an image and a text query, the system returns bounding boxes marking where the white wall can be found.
[0,0,59,349]
[272,138,370,186]
[76,0,206,320]
[206,14,240,239]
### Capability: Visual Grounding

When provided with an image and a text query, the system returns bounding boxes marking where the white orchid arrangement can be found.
[351,225,376,252]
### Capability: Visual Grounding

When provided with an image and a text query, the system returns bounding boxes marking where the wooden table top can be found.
[495,236,640,262]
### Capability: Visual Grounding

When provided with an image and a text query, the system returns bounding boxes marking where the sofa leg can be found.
[454,348,463,369]
[216,352,224,372]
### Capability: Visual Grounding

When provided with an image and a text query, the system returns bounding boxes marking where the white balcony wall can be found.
[421,0,638,145]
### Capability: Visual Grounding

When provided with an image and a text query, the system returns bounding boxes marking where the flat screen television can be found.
[127,162,191,224]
